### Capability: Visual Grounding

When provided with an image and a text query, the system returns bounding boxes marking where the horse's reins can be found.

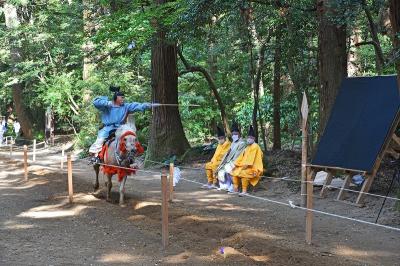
[114,131,136,166]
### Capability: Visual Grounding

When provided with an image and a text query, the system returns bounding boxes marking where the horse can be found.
[93,124,144,206]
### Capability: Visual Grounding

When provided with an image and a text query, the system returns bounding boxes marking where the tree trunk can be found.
[251,51,259,143]
[273,31,282,150]
[389,0,400,89]
[4,3,33,139]
[348,28,362,77]
[82,0,95,81]
[362,0,385,74]
[254,43,267,150]
[317,0,347,137]
[147,3,190,160]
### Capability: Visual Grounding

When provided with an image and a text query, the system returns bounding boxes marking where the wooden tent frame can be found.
[307,109,400,207]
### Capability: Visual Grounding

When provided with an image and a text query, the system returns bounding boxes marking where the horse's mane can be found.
[115,124,136,139]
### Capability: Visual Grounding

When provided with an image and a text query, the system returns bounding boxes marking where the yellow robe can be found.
[231,143,263,186]
[205,140,231,172]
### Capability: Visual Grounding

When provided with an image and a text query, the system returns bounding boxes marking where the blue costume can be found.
[89,96,151,154]
[93,96,150,138]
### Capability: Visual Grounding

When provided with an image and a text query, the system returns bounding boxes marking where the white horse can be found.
[93,124,143,206]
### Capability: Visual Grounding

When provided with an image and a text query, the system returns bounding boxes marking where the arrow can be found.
[152,103,201,107]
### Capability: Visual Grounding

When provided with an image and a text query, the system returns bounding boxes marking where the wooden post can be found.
[60,146,65,170]
[337,173,352,201]
[10,141,13,158]
[301,92,309,207]
[33,139,36,162]
[305,167,313,244]
[169,163,174,202]
[161,171,169,249]
[23,145,28,181]
[319,171,334,198]
[67,154,73,204]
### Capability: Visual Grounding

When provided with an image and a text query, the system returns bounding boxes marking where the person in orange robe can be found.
[231,125,263,196]
[202,126,231,189]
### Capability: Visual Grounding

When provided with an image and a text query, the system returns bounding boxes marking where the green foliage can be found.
[0,0,396,156]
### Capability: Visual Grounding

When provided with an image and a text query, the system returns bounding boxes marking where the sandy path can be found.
[0,147,399,265]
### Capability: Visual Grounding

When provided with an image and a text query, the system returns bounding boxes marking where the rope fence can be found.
[81,157,400,235]
[1,146,400,248]
[143,159,400,203]
[178,175,400,233]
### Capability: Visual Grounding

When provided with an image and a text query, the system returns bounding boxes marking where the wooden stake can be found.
[23,145,28,181]
[33,139,36,162]
[161,171,169,249]
[60,147,65,170]
[319,171,333,198]
[169,163,174,202]
[306,167,314,244]
[337,173,352,201]
[10,141,13,158]
[301,92,309,207]
[67,154,73,204]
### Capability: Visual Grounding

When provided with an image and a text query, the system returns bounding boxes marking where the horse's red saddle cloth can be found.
[98,132,144,182]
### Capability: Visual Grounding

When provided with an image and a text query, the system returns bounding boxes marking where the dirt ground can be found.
[0,145,399,265]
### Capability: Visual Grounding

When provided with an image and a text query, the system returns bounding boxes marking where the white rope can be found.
[179,177,400,233]
[145,159,204,171]
[322,184,400,202]
[260,175,400,202]
[75,158,161,175]
[144,159,400,203]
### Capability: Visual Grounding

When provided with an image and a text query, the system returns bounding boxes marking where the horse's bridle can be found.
[114,133,137,166]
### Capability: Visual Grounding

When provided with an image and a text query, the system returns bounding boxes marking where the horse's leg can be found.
[93,164,100,190]
[119,175,128,206]
[106,174,112,202]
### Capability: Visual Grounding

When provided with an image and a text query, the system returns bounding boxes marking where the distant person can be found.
[13,120,21,138]
[0,118,6,145]
[202,126,231,189]
[216,122,247,192]
[230,125,264,196]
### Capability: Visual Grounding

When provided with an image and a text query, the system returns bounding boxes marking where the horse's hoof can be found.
[119,203,127,208]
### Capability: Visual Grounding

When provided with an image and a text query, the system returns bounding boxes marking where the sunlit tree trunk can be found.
[273,30,282,150]
[4,3,33,139]
[147,0,190,160]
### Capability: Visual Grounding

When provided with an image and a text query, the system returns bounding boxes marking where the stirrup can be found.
[89,156,100,165]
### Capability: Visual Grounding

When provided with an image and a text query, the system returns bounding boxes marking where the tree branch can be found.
[354,41,375,47]
[177,46,230,134]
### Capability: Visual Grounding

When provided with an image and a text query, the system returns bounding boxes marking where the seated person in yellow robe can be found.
[231,125,263,196]
[202,126,231,189]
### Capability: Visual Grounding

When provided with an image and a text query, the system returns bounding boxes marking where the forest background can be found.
[1,0,399,161]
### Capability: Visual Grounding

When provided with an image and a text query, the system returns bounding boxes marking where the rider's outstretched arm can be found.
[93,96,112,111]
[125,102,151,112]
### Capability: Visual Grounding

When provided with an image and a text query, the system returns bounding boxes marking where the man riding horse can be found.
[89,86,152,161]
[90,86,153,205]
